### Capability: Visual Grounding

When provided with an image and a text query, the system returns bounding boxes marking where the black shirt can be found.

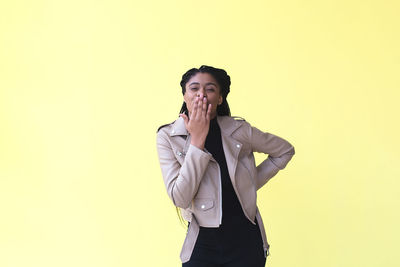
[204,117,247,224]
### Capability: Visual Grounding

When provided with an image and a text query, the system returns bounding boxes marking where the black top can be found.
[190,117,264,257]
[187,117,265,266]
[205,117,247,223]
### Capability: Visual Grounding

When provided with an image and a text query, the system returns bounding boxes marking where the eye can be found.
[190,87,199,91]
[206,88,215,92]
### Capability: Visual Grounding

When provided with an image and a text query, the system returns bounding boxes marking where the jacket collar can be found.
[217,116,243,136]
[169,116,242,137]
[169,116,188,136]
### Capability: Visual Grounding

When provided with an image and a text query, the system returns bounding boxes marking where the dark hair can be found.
[179,65,231,116]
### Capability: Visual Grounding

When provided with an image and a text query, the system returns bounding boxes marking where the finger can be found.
[190,96,196,112]
[195,96,202,120]
[191,96,199,120]
[206,103,212,121]
[201,96,207,118]
[179,113,189,127]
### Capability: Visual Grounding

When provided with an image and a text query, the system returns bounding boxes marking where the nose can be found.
[197,88,207,98]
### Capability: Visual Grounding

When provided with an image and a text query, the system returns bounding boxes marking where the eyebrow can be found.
[188,82,217,87]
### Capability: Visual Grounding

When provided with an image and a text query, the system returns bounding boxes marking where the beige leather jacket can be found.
[156,115,295,263]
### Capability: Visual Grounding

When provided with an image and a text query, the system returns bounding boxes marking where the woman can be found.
[156,65,295,266]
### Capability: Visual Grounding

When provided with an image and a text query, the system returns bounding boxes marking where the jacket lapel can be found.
[217,116,243,187]
[169,117,191,156]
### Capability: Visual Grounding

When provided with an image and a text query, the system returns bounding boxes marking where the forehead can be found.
[186,72,218,87]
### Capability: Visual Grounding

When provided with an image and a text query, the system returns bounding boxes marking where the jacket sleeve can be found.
[156,130,212,209]
[247,122,295,190]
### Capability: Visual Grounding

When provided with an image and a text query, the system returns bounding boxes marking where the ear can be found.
[218,96,223,105]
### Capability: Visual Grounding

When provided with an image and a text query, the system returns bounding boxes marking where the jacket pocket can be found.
[193,198,214,211]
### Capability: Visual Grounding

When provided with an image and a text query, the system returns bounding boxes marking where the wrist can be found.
[190,139,205,150]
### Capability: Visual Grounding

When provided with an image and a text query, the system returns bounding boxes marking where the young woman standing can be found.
[156,65,295,266]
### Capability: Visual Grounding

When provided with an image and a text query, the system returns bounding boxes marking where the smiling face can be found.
[183,72,223,119]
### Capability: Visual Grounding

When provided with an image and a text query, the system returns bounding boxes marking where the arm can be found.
[156,130,212,209]
[248,123,295,190]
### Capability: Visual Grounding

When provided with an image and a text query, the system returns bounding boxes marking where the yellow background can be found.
[1,0,399,266]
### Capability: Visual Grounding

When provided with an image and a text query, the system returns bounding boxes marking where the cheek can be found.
[210,96,220,105]
[183,93,190,103]
[184,95,193,109]
[184,92,196,101]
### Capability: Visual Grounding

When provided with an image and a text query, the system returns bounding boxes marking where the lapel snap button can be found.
[236,144,241,148]
[201,205,205,209]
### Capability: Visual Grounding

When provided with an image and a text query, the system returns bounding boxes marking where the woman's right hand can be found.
[179,93,212,150]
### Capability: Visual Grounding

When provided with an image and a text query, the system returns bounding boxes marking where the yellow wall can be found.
[1,1,399,266]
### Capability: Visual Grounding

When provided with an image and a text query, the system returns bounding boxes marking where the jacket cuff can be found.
[187,144,213,158]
